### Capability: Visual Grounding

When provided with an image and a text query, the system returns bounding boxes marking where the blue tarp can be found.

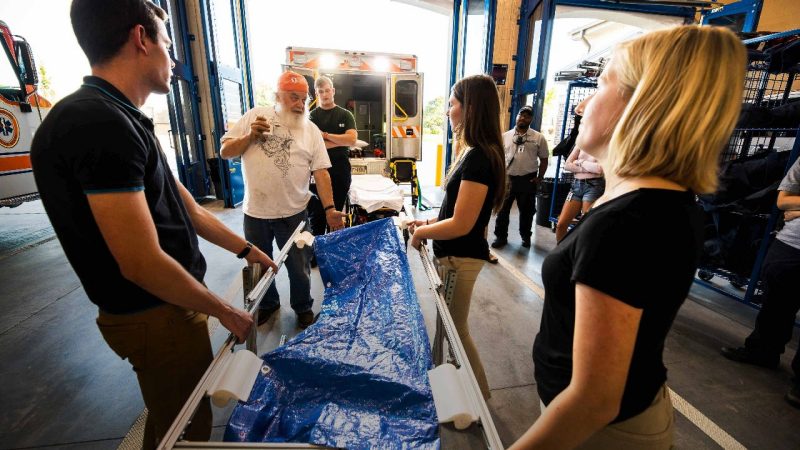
[225,218,439,449]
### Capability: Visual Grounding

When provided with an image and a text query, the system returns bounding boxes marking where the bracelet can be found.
[236,242,253,259]
[324,205,335,212]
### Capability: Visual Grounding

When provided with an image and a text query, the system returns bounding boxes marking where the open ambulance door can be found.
[200,0,253,208]
[386,72,424,161]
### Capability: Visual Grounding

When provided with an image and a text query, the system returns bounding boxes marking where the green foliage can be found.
[37,65,55,100]
[254,81,274,108]
[423,96,445,135]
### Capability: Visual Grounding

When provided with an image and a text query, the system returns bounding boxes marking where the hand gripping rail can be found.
[159,218,503,449]
[158,222,307,450]
[400,212,503,450]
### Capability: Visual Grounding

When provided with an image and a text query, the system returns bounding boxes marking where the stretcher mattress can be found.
[224,218,439,449]
[348,174,404,213]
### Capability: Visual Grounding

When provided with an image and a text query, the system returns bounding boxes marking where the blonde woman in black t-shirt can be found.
[510,26,746,449]
[409,74,506,400]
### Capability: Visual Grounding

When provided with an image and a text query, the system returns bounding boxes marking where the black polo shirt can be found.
[31,76,206,314]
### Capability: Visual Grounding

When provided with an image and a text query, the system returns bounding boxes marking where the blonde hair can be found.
[608,26,746,194]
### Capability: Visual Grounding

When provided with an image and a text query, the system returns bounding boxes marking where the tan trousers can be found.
[97,304,213,449]
[540,384,674,450]
[435,255,491,400]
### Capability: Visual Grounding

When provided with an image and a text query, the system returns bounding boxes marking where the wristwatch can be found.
[236,242,253,259]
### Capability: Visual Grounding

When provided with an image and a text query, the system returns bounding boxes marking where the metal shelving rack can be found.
[548,79,597,225]
[694,30,800,311]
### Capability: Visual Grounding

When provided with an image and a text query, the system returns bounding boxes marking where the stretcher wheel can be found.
[697,270,713,281]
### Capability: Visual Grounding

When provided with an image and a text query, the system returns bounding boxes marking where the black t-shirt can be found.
[433,147,496,261]
[533,189,703,422]
[309,105,356,163]
[30,76,206,314]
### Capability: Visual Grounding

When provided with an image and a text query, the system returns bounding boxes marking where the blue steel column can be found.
[483,0,498,74]
[531,0,554,132]
[445,0,464,172]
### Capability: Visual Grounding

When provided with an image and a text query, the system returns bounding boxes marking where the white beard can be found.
[275,103,306,130]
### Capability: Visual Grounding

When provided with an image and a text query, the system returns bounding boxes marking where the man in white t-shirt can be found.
[220,71,345,329]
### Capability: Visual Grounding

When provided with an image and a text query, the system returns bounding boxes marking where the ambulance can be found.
[284,47,424,176]
[0,20,50,207]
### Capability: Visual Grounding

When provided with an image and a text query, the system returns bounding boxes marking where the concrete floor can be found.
[1,199,798,449]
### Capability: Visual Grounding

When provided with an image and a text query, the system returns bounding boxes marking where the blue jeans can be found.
[243,211,312,313]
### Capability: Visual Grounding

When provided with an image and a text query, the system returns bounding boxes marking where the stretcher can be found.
[158,216,503,449]
[346,174,405,227]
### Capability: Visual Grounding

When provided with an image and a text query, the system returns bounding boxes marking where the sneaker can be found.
[720,346,779,369]
[491,239,507,249]
[521,239,531,248]
[488,253,499,264]
[786,384,800,409]
[256,304,280,326]
[297,310,317,329]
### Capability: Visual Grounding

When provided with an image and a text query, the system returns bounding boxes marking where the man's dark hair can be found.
[70,0,167,66]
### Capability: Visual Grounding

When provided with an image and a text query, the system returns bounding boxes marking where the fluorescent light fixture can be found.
[373,57,391,72]
[320,53,338,69]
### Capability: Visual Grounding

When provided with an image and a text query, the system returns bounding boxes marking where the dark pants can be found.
[495,173,537,242]
[97,304,212,449]
[745,239,800,380]
[309,158,351,236]
[244,211,312,313]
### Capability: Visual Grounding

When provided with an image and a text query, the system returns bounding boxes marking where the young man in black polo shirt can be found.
[308,76,357,237]
[30,1,275,447]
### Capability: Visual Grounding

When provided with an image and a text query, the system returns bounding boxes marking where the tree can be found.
[254,81,274,108]
[423,96,445,135]
[37,65,56,101]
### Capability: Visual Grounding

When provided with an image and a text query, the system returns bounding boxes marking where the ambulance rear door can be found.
[386,72,423,161]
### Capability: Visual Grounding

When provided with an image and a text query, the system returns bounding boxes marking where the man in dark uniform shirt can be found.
[30,1,275,447]
[308,76,357,236]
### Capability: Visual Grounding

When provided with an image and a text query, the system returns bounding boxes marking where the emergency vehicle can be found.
[284,47,424,176]
[0,20,50,207]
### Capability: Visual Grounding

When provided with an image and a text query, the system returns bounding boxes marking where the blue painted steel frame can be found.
[445,0,497,172]
[692,30,800,326]
[173,1,210,199]
[701,0,762,32]
[510,0,698,131]
[548,80,596,223]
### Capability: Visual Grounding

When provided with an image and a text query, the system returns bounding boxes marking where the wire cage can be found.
[547,80,597,225]
[695,30,800,309]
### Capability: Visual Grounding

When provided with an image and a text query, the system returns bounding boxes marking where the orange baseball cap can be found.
[277,71,309,93]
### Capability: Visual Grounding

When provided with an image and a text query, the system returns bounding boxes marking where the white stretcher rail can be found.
[158,218,504,450]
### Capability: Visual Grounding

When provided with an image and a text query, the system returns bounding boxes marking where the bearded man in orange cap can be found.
[220,71,345,329]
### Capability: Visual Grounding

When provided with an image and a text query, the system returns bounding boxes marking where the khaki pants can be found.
[540,384,674,450]
[97,304,213,449]
[435,255,490,400]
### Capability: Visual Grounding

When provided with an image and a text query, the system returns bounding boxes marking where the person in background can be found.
[31,1,276,447]
[555,144,605,242]
[308,76,357,238]
[721,155,800,409]
[492,105,549,249]
[409,74,507,400]
[220,71,346,329]
[510,26,746,449]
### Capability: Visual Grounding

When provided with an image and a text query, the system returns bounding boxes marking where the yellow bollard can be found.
[435,143,443,187]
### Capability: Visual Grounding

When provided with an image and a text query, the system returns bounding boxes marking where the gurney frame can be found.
[158,220,503,449]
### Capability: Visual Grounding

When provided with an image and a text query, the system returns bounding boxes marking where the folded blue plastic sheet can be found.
[225,218,439,449]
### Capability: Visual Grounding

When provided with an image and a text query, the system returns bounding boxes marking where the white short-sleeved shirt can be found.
[221,106,331,219]
[777,157,800,250]
[502,128,550,176]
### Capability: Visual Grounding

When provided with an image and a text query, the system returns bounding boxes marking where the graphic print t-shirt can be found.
[221,106,331,219]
